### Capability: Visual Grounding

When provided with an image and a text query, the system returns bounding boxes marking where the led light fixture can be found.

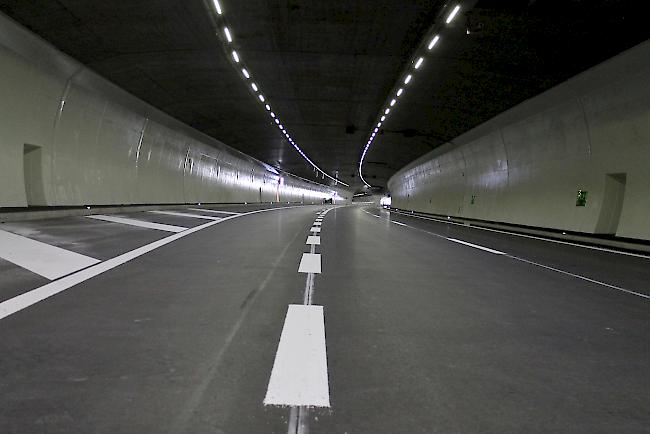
[206,1,349,187]
[213,0,222,15]
[358,3,461,188]
[428,35,440,50]
[446,5,460,24]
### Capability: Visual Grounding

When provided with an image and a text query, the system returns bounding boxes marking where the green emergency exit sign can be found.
[576,190,588,206]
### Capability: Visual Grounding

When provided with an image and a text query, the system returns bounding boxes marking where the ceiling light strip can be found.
[208,1,348,187]
[357,3,461,187]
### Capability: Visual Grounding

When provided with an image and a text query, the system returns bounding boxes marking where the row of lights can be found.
[210,1,349,187]
[358,4,462,187]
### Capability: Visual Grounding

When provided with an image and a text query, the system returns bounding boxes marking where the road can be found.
[0,204,648,433]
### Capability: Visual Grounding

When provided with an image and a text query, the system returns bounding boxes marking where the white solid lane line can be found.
[148,210,222,220]
[369,209,505,254]
[87,215,187,232]
[310,227,321,233]
[362,210,381,219]
[390,209,650,260]
[264,305,330,407]
[306,236,321,245]
[510,256,650,300]
[298,253,321,274]
[447,238,507,255]
[187,208,241,215]
[0,230,100,280]
[366,209,649,299]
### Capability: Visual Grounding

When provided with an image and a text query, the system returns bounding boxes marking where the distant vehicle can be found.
[322,198,333,204]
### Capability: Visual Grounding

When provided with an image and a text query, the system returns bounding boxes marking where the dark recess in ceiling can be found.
[0,0,647,190]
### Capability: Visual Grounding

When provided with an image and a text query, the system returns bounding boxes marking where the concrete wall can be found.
[388,41,650,241]
[0,13,345,208]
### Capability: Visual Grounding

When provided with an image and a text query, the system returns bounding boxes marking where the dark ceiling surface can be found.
[1,0,648,191]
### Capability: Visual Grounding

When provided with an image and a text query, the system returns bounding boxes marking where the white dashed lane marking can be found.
[306,236,321,245]
[298,253,321,274]
[264,305,330,407]
[266,205,345,428]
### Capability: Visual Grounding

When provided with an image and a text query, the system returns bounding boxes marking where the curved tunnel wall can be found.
[0,14,345,208]
[388,41,650,241]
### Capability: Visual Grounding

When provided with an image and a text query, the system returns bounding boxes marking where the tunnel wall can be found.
[0,14,344,208]
[388,41,650,241]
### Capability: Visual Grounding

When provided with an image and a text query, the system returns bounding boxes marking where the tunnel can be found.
[0,1,649,432]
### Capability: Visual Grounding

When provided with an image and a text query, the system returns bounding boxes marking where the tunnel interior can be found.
[0,2,649,433]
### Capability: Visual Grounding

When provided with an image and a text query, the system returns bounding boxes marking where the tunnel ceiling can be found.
[1,0,648,191]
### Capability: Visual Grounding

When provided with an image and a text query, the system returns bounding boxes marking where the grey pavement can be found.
[0,204,647,433]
